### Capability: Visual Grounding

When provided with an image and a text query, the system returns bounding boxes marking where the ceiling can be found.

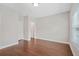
[27,3,72,18]
[0,3,72,18]
[0,3,30,16]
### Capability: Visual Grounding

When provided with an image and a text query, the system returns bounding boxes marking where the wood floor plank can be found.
[0,38,73,56]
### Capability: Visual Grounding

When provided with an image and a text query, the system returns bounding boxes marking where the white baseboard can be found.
[69,42,79,56]
[69,43,75,56]
[0,42,18,49]
[35,37,69,44]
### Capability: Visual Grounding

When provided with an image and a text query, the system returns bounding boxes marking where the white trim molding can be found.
[69,43,75,56]
[34,37,69,45]
[0,42,18,49]
[69,42,79,56]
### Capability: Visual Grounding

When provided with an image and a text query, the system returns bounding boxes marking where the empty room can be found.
[0,3,79,56]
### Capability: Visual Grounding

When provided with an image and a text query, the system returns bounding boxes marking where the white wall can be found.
[23,16,36,41]
[24,16,30,40]
[70,4,79,56]
[0,5,24,48]
[35,12,69,43]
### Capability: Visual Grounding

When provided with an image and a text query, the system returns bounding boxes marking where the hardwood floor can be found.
[0,38,73,56]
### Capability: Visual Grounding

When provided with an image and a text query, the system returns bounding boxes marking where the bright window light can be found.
[33,3,38,6]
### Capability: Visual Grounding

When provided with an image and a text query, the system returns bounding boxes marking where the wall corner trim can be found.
[0,42,18,49]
